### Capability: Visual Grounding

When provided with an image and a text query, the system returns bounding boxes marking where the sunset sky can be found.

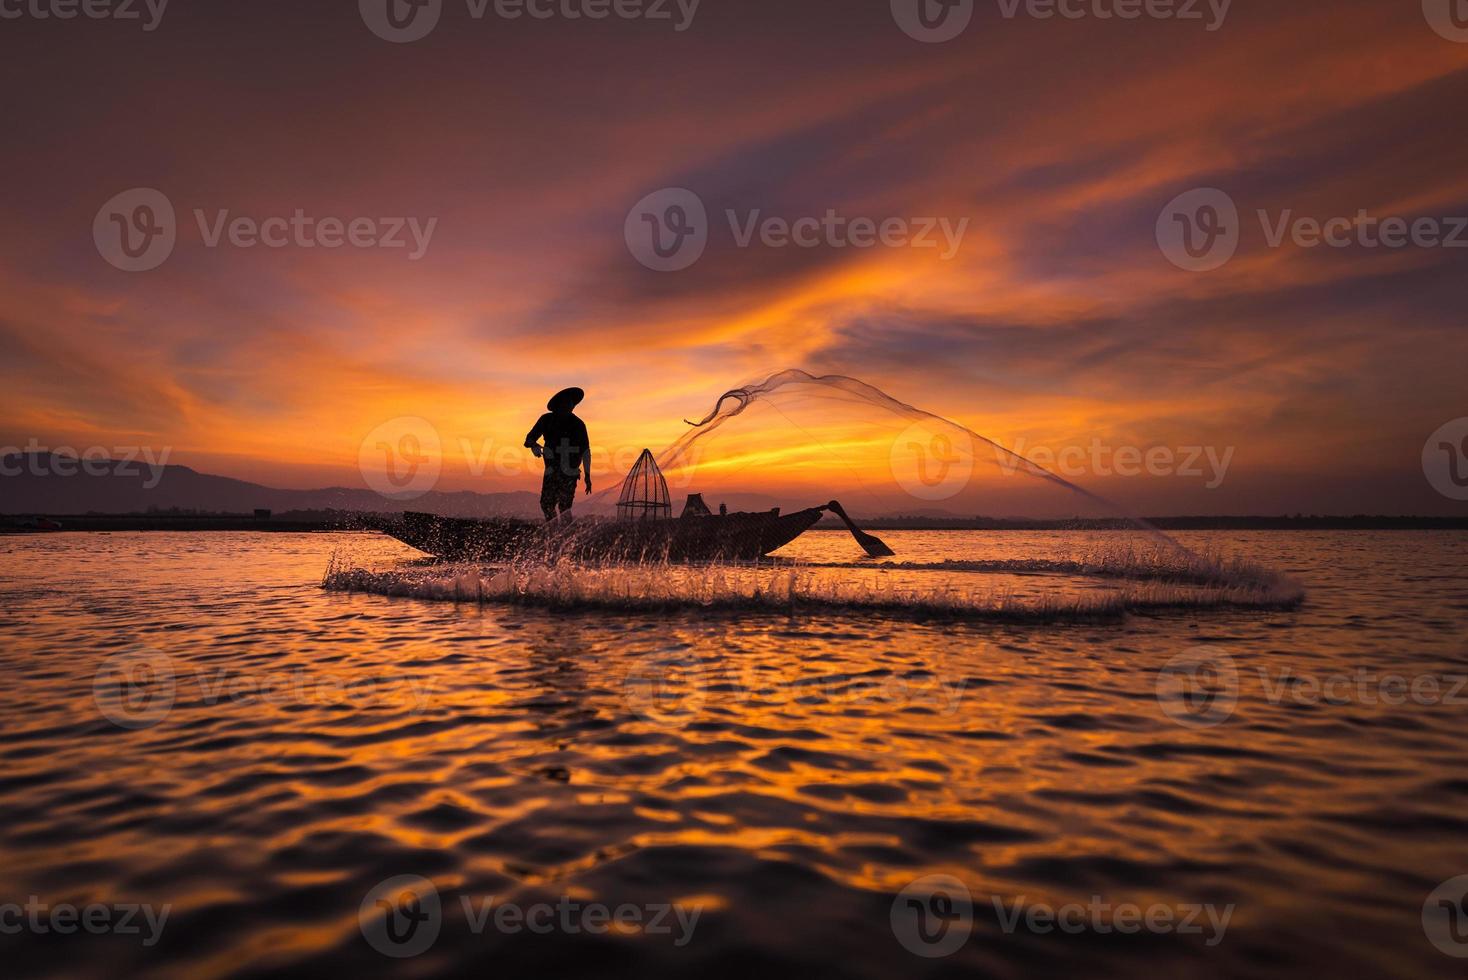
[2,0,1466,515]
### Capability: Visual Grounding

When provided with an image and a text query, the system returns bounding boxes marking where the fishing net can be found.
[328,369,1302,614]
[631,369,1162,531]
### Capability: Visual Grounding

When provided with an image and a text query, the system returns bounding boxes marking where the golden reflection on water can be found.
[0,531,1466,977]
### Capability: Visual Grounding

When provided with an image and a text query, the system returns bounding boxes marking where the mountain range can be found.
[0,453,789,519]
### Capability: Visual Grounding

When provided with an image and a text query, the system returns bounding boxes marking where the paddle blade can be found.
[825,500,895,558]
[852,528,896,559]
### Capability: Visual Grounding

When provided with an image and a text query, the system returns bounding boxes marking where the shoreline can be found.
[3,514,1466,533]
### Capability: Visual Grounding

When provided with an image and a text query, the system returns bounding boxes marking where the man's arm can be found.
[580,421,592,493]
[524,415,547,457]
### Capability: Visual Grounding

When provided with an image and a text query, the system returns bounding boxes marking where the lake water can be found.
[1,529,1466,978]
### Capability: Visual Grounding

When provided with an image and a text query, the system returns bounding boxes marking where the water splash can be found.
[334,369,1303,615]
[322,539,1304,621]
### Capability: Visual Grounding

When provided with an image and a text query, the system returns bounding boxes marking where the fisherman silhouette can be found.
[525,387,592,521]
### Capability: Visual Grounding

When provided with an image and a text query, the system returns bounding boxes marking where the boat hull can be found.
[382,508,827,563]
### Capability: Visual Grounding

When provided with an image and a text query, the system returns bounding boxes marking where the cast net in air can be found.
[326,369,1303,617]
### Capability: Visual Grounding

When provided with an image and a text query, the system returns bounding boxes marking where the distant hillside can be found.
[0,453,812,519]
[0,453,543,519]
[9,455,1461,530]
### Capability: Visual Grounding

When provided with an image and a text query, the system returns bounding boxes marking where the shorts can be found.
[540,468,579,514]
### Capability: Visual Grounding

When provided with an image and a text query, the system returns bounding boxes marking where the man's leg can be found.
[539,471,559,522]
[555,474,577,517]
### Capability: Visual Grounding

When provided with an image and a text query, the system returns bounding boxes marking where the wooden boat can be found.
[376,449,894,563]
[382,506,829,563]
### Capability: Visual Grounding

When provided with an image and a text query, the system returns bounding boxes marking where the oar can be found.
[824,500,895,558]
